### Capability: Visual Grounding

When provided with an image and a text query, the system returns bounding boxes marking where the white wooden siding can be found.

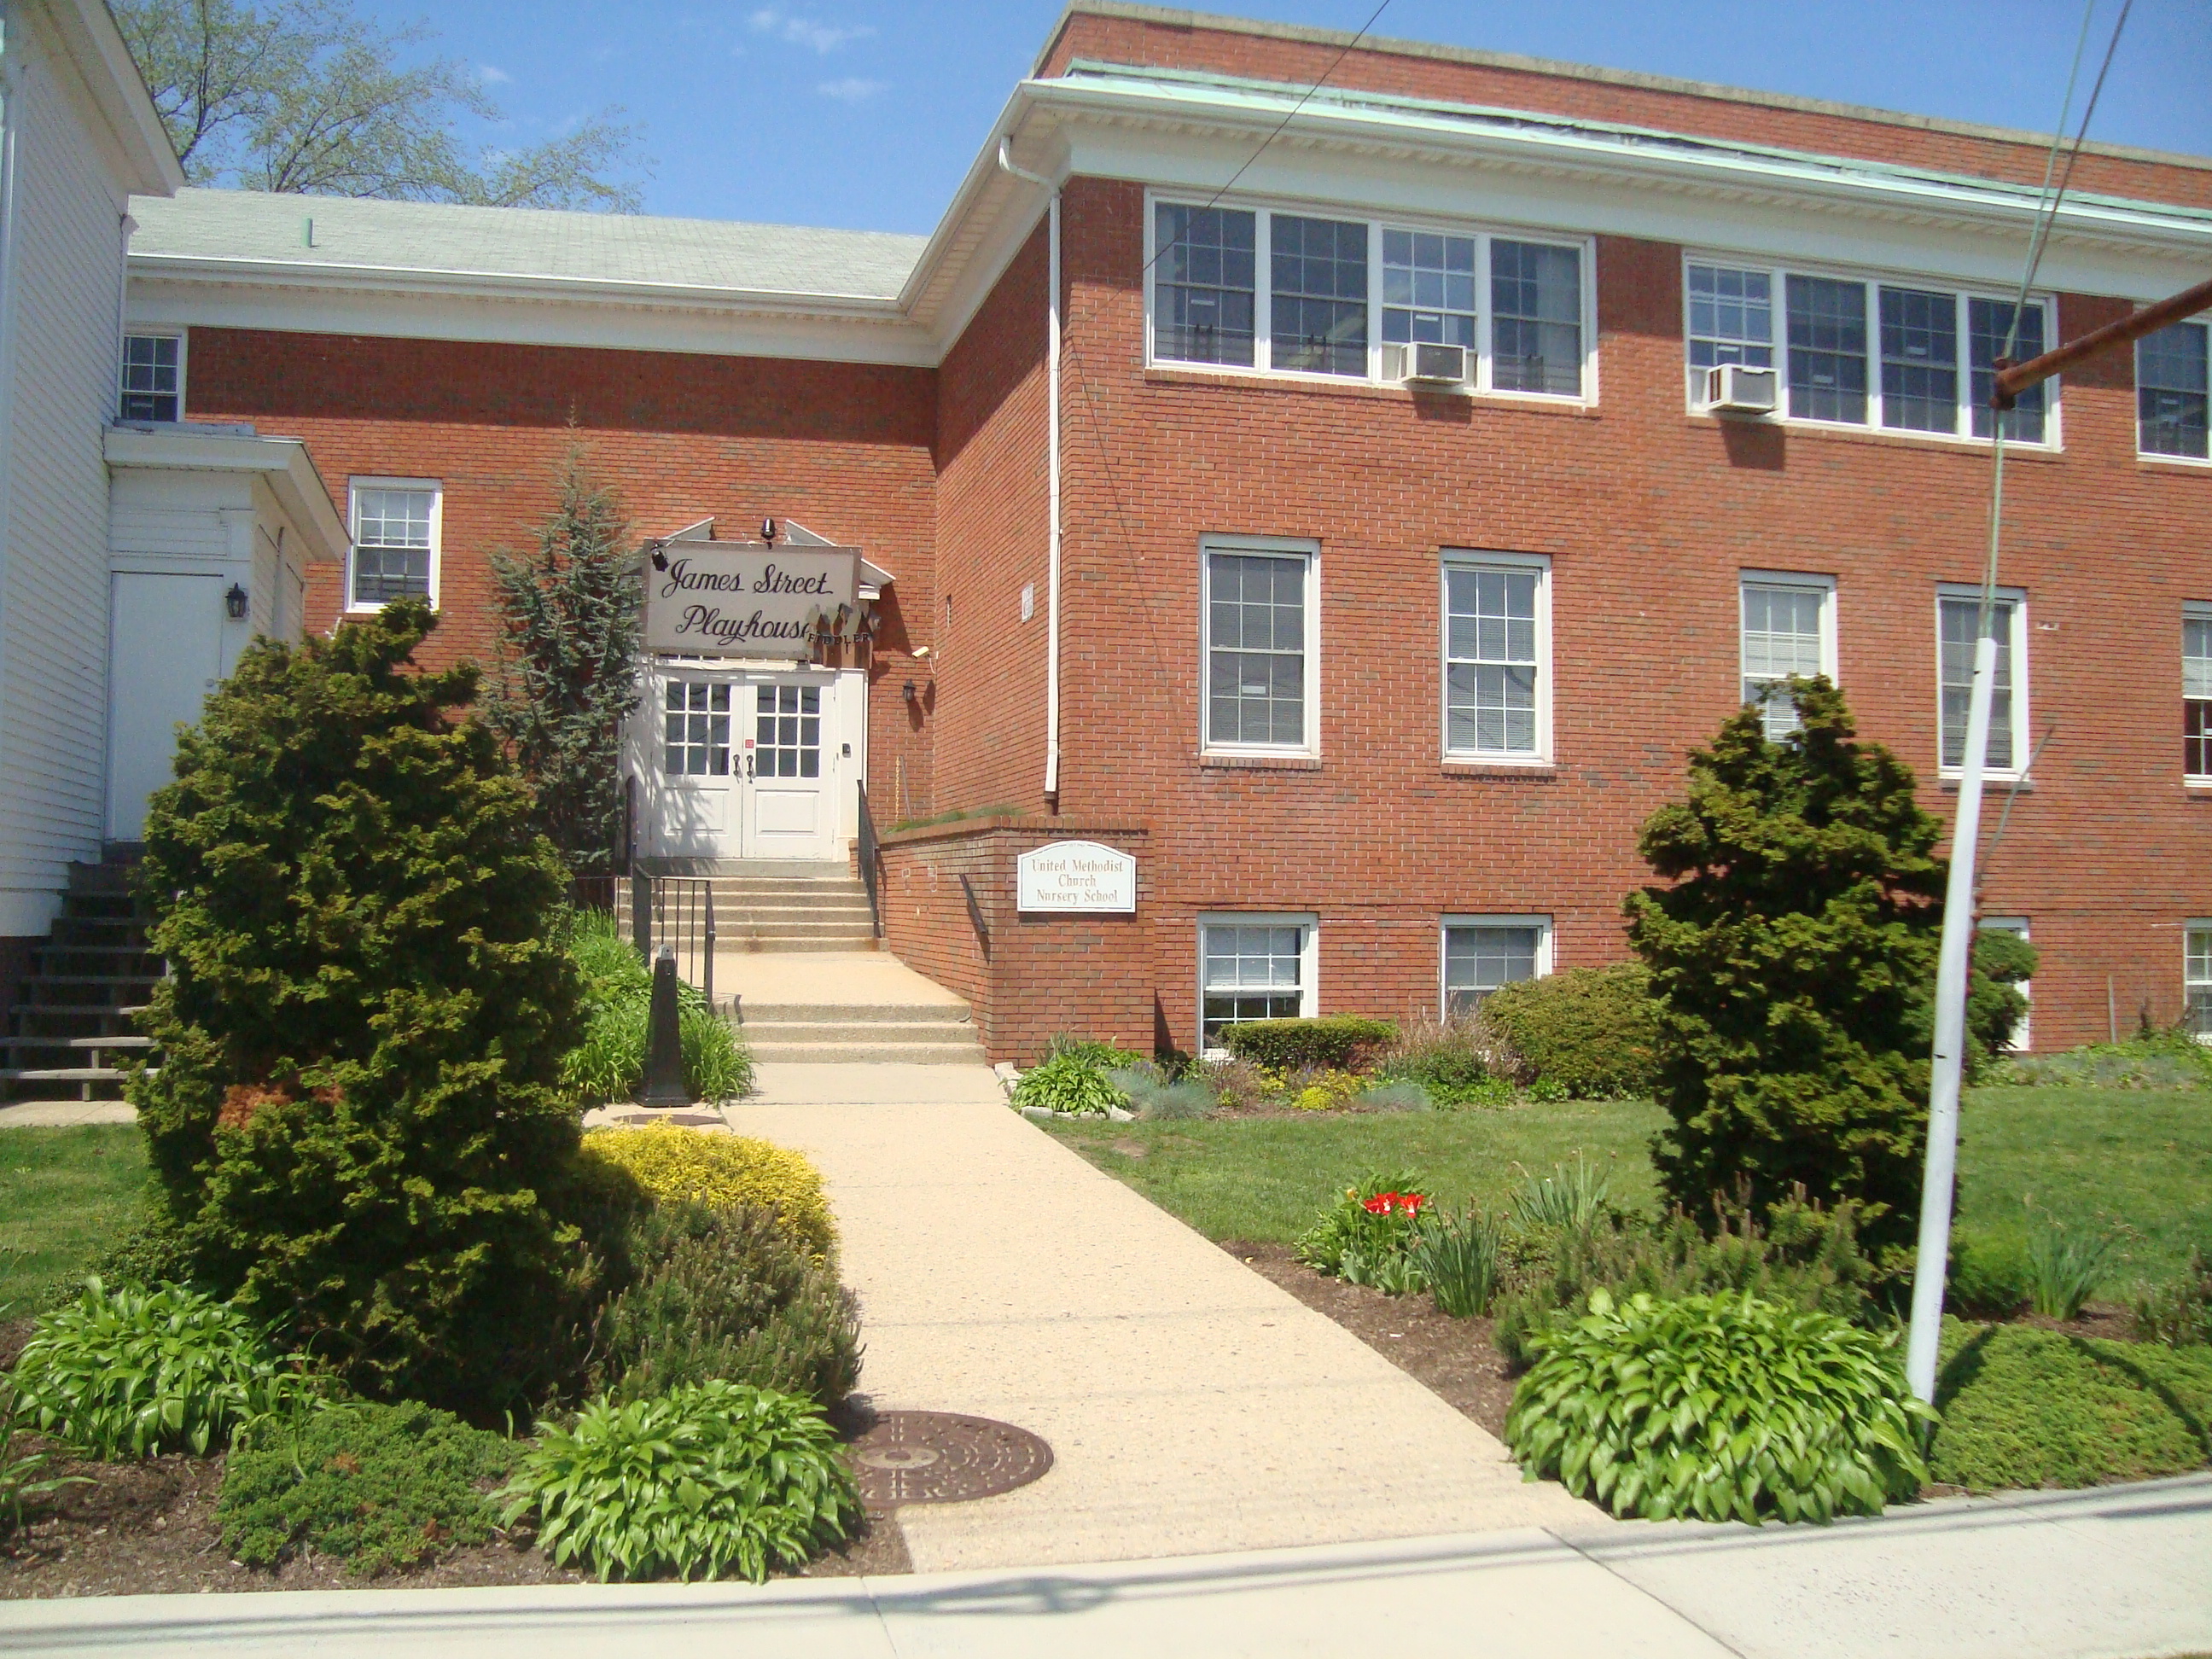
[0,3,138,933]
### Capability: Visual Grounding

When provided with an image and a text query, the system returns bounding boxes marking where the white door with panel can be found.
[644,671,842,862]
[105,573,226,840]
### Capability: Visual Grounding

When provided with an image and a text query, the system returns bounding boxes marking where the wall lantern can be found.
[902,680,918,705]
[224,582,248,620]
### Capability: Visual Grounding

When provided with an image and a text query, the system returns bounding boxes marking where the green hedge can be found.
[1220,1016,1396,1073]
[1477,964,1658,1099]
[1931,1322,2212,1490]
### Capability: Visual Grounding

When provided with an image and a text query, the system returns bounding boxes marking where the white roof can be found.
[130,189,926,303]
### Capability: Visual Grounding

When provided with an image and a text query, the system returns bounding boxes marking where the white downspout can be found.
[996,138,1062,808]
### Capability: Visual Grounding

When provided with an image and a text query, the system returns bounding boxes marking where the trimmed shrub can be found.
[217,1400,516,1576]
[12,1278,322,1459]
[498,1380,860,1582]
[1220,1016,1396,1073]
[577,1126,835,1262]
[1374,1016,1493,1106]
[1505,1289,1931,1522]
[1477,965,1658,1100]
[131,601,591,1415]
[1627,680,1944,1266]
[1931,1322,2212,1490]
[1946,1234,2030,1320]
[592,1203,860,1406]
[1295,1172,1431,1294]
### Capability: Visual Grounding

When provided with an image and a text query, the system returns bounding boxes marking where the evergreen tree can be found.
[483,449,643,876]
[1626,678,1946,1264]
[132,601,591,1413]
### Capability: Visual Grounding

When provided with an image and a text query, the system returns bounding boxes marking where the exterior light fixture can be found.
[760,518,777,544]
[224,582,248,620]
[902,680,917,704]
[649,541,669,572]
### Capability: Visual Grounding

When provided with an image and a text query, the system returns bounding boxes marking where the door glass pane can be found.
[662,680,731,777]
[757,684,823,778]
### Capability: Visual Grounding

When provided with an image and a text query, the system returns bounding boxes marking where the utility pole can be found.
[1906,271,2212,1405]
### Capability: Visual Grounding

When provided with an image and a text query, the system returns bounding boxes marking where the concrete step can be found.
[738,1019,976,1045]
[742,1002,971,1024]
[717,898,875,917]
[743,1039,986,1065]
[719,922,877,940]
[721,936,880,953]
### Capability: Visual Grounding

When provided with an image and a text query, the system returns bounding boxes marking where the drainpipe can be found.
[996,138,1061,811]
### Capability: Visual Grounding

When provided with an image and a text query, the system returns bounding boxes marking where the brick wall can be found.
[183,329,940,828]
[1035,176,2212,1055]
[878,815,1154,1061]
[1039,9,2212,209]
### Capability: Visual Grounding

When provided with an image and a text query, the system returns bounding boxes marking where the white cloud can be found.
[816,76,886,102]
[749,7,874,53]
[479,63,512,84]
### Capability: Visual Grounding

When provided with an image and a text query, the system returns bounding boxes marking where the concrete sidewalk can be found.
[9,1476,2207,1658]
[726,1072,1596,1572]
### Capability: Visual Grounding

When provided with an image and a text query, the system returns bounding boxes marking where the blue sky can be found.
[372,0,2210,233]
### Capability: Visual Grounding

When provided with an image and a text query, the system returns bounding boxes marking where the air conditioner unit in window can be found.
[1382,341,1470,387]
[1704,362,1778,415]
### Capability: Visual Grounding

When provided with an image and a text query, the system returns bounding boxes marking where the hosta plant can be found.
[12,1278,322,1459]
[1295,1172,1431,1294]
[498,1380,859,1582]
[1011,1047,1129,1117]
[1504,1289,1931,1523]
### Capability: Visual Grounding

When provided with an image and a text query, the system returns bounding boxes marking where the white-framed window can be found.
[1202,536,1318,755]
[1936,585,2029,777]
[347,480,440,609]
[2186,602,2212,783]
[1149,194,1593,400]
[1980,916,2032,1052]
[1684,256,2056,445]
[2139,318,2209,461]
[1740,571,1836,738]
[663,680,733,777]
[1200,914,1317,1051]
[2187,922,2212,1041]
[1442,550,1550,761]
[1442,916,1551,1017]
[119,330,183,422]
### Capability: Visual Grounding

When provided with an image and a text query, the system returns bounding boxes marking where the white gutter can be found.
[997,138,1063,808]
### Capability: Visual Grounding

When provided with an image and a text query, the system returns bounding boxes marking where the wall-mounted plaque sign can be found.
[643,543,861,658]
[1017,841,1137,913]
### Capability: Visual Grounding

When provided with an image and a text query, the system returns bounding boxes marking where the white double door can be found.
[647,667,846,861]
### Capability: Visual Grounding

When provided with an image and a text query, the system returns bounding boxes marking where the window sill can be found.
[1146,364,1597,414]
[2139,451,2212,472]
[2184,781,2212,795]
[1688,411,2064,460]
[1200,753,1323,772]
[1939,774,2030,792]
[1441,759,1558,779]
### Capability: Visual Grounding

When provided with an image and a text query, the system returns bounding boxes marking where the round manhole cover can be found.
[846,1412,1053,1507]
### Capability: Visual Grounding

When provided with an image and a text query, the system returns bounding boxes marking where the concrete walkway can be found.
[10,1476,2208,1657]
[726,1064,1596,1572]
[0,1098,135,1126]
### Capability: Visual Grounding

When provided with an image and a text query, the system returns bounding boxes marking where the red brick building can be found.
[119,3,2212,1062]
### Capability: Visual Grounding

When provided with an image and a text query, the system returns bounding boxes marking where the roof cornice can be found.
[44,0,184,195]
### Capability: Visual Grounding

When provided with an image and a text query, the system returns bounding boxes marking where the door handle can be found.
[743,752,755,779]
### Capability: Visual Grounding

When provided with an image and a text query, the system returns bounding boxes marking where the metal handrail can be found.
[857,779,883,939]
[628,876,718,1010]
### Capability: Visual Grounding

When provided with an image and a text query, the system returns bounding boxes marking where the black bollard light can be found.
[637,947,692,1108]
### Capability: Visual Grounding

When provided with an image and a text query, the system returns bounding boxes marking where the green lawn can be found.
[1048,1085,2212,1282]
[0,1126,149,1308]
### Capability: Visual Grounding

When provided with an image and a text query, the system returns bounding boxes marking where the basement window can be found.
[1200,915,1316,1051]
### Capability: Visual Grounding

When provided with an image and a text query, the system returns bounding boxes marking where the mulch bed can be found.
[0,1433,909,1598]
[1220,1240,1517,1439]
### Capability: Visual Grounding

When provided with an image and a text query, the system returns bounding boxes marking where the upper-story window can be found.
[1442,551,1550,762]
[119,332,183,422]
[348,480,440,609]
[1686,259,2055,445]
[1936,585,2029,777]
[1740,572,1836,738]
[2139,319,2209,461]
[1151,197,1592,399]
[1202,538,1318,754]
[2186,603,2212,783]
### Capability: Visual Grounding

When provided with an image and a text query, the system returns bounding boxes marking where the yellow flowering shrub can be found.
[578,1125,836,1260]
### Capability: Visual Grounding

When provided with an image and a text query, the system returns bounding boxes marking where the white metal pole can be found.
[1905,628,1999,1403]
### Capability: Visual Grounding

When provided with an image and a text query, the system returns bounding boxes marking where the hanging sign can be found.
[1017,841,1138,913]
[643,543,861,658]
